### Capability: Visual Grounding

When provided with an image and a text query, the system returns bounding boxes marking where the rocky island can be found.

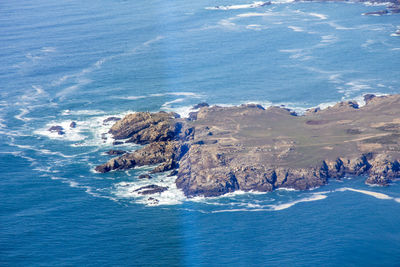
[95,94,400,197]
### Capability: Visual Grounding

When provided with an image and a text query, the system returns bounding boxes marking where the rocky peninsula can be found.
[95,94,400,197]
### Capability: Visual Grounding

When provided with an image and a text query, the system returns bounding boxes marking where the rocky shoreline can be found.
[94,94,400,198]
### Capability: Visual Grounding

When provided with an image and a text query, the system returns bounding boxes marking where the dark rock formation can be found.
[168,170,178,177]
[363,10,389,16]
[138,174,152,179]
[108,112,179,144]
[48,125,65,135]
[95,94,400,198]
[70,121,77,128]
[364,94,376,104]
[133,185,168,195]
[105,149,126,156]
[148,197,160,205]
[113,141,124,145]
[103,117,121,124]
[95,141,183,173]
[193,102,209,109]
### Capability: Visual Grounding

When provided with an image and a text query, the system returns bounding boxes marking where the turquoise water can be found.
[1,0,400,265]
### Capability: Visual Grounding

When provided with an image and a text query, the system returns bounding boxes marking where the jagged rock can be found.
[241,103,265,110]
[305,107,321,115]
[364,94,376,104]
[168,170,178,177]
[103,117,121,124]
[48,125,65,135]
[113,141,124,145]
[188,112,198,121]
[150,159,175,173]
[138,174,152,179]
[193,102,209,109]
[108,112,179,144]
[95,141,183,173]
[105,149,126,156]
[133,185,168,195]
[366,154,400,186]
[148,197,159,205]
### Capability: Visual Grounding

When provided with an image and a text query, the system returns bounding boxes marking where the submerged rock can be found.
[133,185,168,195]
[138,174,152,179]
[48,125,65,135]
[362,10,389,16]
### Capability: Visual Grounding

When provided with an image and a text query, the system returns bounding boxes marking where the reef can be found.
[95,94,400,197]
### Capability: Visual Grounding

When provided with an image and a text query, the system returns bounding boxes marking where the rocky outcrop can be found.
[138,174,152,179]
[48,125,65,135]
[366,154,400,186]
[105,149,126,156]
[95,141,183,173]
[193,102,209,109]
[103,117,121,124]
[133,185,168,195]
[108,112,180,144]
[96,94,400,198]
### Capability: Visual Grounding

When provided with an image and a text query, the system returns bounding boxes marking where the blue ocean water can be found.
[1,0,400,265]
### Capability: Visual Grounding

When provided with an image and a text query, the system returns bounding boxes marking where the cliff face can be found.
[96,94,400,197]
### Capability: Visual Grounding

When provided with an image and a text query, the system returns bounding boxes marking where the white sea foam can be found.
[116,96,147,100]
[236,12,271,18]
[17,85,48,105]
[309,12,327,20]
[205,1,270,10]
[9,143,75,158]
[320,35,337,45]
[162,105,195,118]
[336,187,393,200]
[218,19,237,29]
[148,92,202,98]
[361,39,377,48]
[363,1,392,6]
[41,46,56,53]
[288,26,304,32]
[339,80,373,98]
[61,109,106,116]
[279,48,311,61]
[14,108,31,122]
[113,171,186,206]
[162,98,185,107]
[323,21,356,31]
[34,120,86,142]
[269,194,327,211]
[246,24,268,31]
[0,118,6,129]
[270,0,294,4]
[277,187,298,192]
